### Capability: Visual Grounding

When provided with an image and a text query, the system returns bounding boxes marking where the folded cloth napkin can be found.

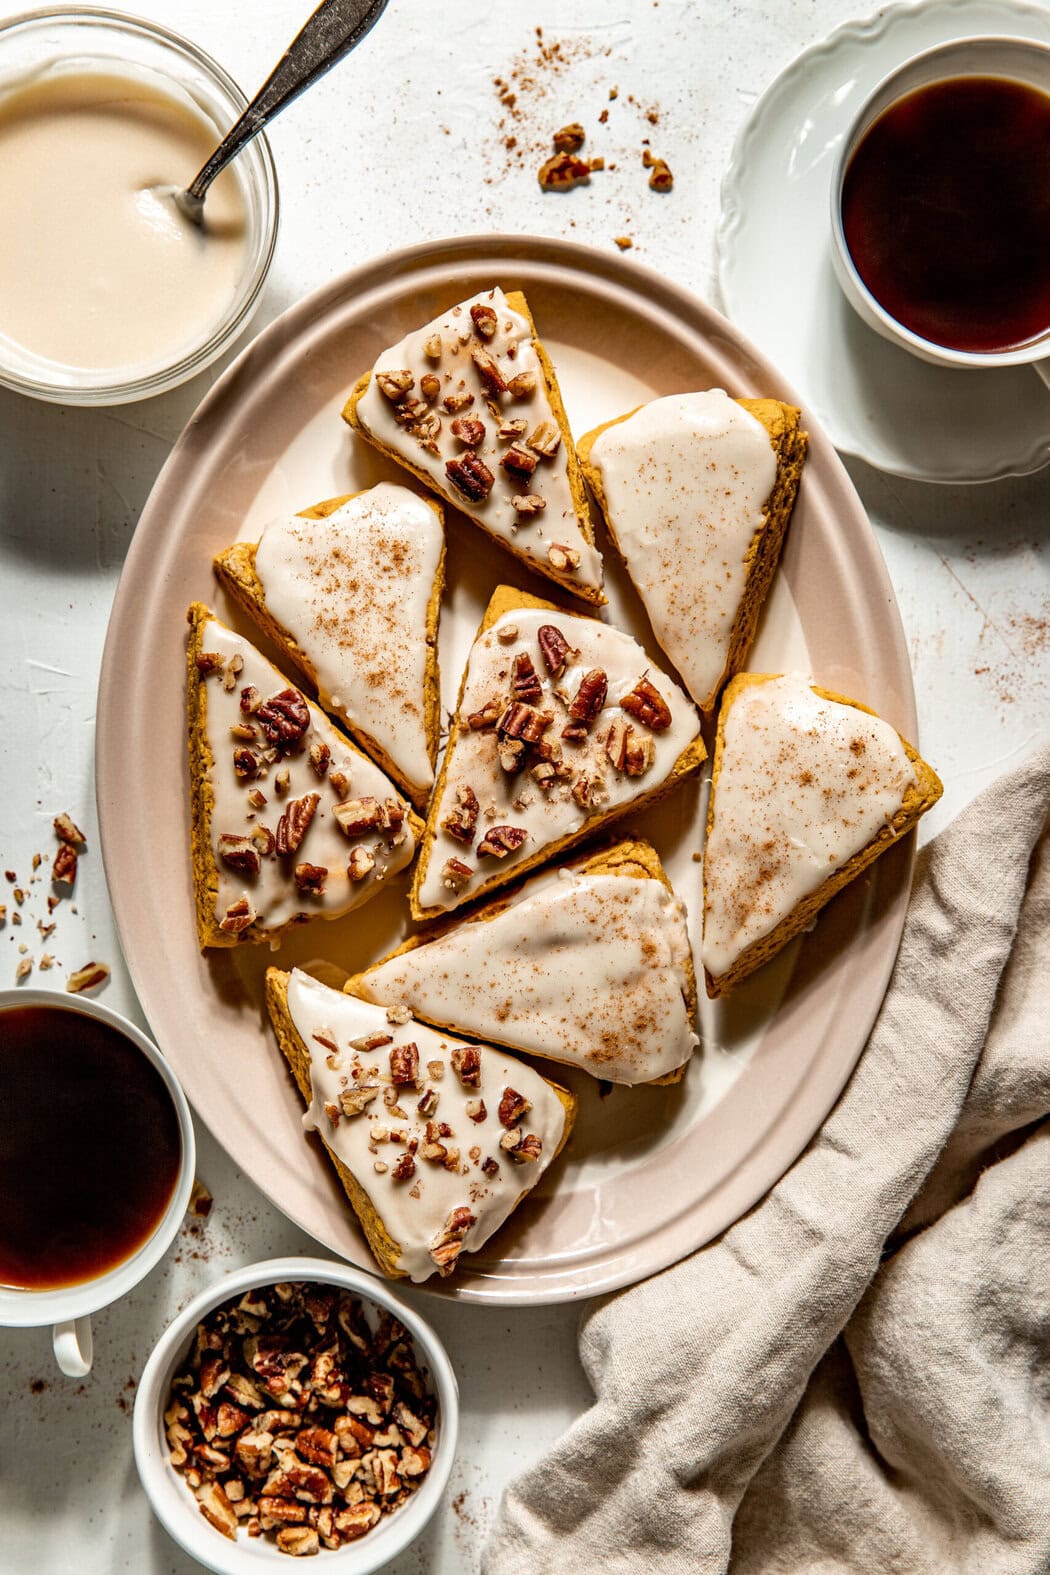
[483,743,1050,1575]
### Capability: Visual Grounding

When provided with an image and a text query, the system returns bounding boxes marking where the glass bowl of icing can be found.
[0,7,279,404]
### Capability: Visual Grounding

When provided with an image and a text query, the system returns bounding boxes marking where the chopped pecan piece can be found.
[470,302,498,339]
[501,443,538,477]
[497,702,553,744]
[513,1133,543,1163]
[274,767,291,796]
[470,345,508,395]
[450,416,486,446]
[375,370,414,400]
[605,715,632,773]
[293,862,327,895]
[442,858,473,891]
[391,1152,416,1181]
[196,1479,239,1540]
[507,370,537,398]
[442,388,475,413]
[497,417,528,440]
[497,738,525,774]
[347,847,376,882]
[553,121,586,152]
[481,1155,500,1177]
[498,1087,532,1126]
[218,897,255,935]
[230,722,258,743]
[53,812,86,846]
[499,1126,524,1154]
[393,397,429,427]
[247,787,267,810]
[256,689,310,749]
[233,747,259,780]
[512,652,542,702]
[389,1042,420,1086]
[511,494,546,516]
[416,1087,439,1117]
[276,1526,319,1556]
[547,543,581,572]
[219,834,261,876]
[240,684,261,714]
[465,1098,487,1123]
[196,650,223,676]
[423,332,442,360]
[445,450,495,503]
[477,825,527,858]
[451,1046,481,1087]
[308,742,330,777]
[328,769,350,798]
[625,731,656,777]
[441,784,480,845]
[537,624,572,676]
[620,676,673,731]
[275,793,320,857]
[429,1206,476,1277]
[339,1085,379,1117]
[52,843,77,885]
[66,961,110,994]
[538,151,591,189]
[466,697,501,730]
[419,372,441,402]
[333,797,383,837]
[526,420,561,457]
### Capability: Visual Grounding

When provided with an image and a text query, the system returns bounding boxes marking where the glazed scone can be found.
[266,967,576,1282]
[213,485,444,808]
[409,586,706,921]
[348,840,698,1086]
[342,286,604,605]
[577,391,807,714]
[187,603,422,950]
[702,672,943,996]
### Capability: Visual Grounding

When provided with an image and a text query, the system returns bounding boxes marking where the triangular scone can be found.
[348,840,698,1087]
[213,485,444,808]
[702,673,943,996]
[265,968,576,1282]
[187,603,423,950]
[577,391,807,715]
[342,286,604,605]
[410,586,706,921]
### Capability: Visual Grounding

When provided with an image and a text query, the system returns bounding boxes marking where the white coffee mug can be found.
[0,989,195,1376]
[829,35,1050,388]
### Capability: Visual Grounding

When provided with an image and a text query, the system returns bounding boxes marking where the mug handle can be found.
[53,1315,94,1377]
[1033,360,1050,392]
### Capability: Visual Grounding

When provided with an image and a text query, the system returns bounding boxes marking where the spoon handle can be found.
[186,0,390,203]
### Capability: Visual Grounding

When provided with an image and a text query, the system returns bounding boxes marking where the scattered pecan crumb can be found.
[553,122,586,153]
[538,151,591,190]
[614,235,633,250]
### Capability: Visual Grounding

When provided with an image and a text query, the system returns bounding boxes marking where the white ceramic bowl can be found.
[133,1257,459,1574]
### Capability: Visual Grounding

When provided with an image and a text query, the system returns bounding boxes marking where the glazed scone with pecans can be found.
[213,485,444,808]
[187,603,422,950]
[409,586,706,922]
[348,840,698,1086]
[342,286,604,605]
[577,391,808,715]
[702,673,943,996]
[266,967,577,1282]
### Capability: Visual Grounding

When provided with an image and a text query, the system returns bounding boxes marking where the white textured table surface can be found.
[2,1,1048,1571]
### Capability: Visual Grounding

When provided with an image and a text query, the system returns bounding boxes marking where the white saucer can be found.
[717,0,1050,484]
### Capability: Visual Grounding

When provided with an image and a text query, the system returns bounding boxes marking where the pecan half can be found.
[564,669,607,739]
[538,624,572,676]
[470,303,498,339]
[275,793,320,857]
[219,834,262,877]
[445,451,495,503]
[477,825,527,858]
[620,676,672,731]
[256,689,310,749]
[470,345,508,395]
[450,416,486,446]
[293,863,327,895]
[441,785,479,845]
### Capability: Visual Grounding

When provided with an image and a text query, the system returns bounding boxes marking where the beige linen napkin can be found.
[483,743,1050,1575]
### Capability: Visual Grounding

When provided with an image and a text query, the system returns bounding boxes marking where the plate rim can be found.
[97,231,917,1305]
[716,0,1050,485]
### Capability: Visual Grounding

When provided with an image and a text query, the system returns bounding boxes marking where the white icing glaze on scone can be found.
[253,484,442,800]
[362,867,697,1084]
[587,390,778,711]
[702,674,917,980]
[198,618,416,937]
[355,287,602,594]
[287,969,567,1282]
[417,608,701,912]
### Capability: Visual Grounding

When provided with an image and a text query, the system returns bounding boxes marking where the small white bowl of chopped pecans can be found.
[133,1258,458,1571]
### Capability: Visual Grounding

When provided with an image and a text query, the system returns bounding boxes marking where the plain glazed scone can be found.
[187,603,423,950]
[409,585,706,922]
[342,286,604,606]
[347,839,698,1087]
[576,391,808,715]
[702,672,943,996]
[265,967,577,1282]
[213,485,444,808]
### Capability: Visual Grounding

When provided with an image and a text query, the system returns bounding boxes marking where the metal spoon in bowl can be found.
[173,0,390,226]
